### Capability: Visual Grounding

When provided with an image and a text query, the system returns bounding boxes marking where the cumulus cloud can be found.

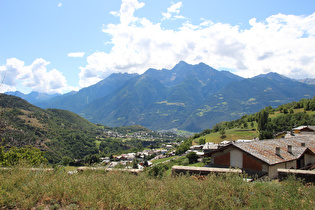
[162,2,184,20]
[0,58,73,94]
[58,3,62,7]
[109,0,145,25]
[78,1,315,87]
[68,52,85,58]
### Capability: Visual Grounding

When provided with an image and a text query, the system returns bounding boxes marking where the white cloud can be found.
[58,3,62,7]
[68,52,85,58]
[79,1,315,87]
[109,0,145,25]
[0,58,74,94]
[162,2,183,20]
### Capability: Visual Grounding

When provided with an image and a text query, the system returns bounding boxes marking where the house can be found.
[292,126,315,135]
[274,131,287,139]
[166,145,173,150]
[189,145,204,150]
[209,135,315,179]
[203,142,219,154]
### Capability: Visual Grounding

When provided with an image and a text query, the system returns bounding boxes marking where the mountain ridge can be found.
[6,62,315,132]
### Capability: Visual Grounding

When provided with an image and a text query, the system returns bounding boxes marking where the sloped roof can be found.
[214,135,315,166]
[203,142,218,150]
[292,126,315,131]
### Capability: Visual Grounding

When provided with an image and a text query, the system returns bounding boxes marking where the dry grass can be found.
[1,165,314,209]
[18,110,45,130]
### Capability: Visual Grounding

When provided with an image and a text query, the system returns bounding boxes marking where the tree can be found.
[0,146,4,163]
[310,100,315,111]
[202,157,211,165]
[199,138,206,145]
[84,154,99,165]
[259,130,273,140]
[61,156,73,166]
[186,152,199,164]
[243,122,248,129]
[175,137,193,155]
[257,109,269,131]
[148,164,169,178]
[304,100,310,111]
[143,160,148,167]
[109,154,114,161]
[132,158,139,169]
[219,129,225,138]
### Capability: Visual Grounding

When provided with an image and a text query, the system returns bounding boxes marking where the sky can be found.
[1,0,315,94]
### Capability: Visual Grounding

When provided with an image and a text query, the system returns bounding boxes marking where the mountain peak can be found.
[172,61,189,70]
[254,72,289,82]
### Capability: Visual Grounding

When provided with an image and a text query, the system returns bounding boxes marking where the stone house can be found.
[209,135,315,179]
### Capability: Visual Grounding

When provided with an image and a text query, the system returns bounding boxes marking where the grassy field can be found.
[151,155,179,164]
[196,127,259,144]
[1,165,314,209]
[94,140,101,150]
[269,108,315,118]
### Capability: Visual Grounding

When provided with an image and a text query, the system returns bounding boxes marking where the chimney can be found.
[287,145,292,154]
[276,147,280,156]
[301,143,306,147]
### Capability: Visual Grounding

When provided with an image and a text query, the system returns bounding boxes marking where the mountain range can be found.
[6,61,315,132]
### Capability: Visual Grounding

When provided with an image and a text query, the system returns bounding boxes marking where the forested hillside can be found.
[193,97,315,142]
[0,94,174,164]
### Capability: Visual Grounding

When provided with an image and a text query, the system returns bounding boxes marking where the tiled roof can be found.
[231,135,315,165]
[203,142,218,150]
[292,126,315,131]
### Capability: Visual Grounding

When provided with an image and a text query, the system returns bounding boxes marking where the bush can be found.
[147,164,169,178]
[0,146,47,166]
[186,152,199,164]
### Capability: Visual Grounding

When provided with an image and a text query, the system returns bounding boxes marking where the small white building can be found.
[166,145,173,150]
[189,145,204,150]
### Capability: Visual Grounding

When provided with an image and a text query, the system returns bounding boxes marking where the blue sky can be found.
[1,0,315,94]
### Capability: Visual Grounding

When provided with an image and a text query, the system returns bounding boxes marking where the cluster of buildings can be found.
[103,145,177,169]
[96,129,176,140]
[97,130,155,139]
[190,126,315,179]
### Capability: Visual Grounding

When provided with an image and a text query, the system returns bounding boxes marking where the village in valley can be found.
[79,125,315,183]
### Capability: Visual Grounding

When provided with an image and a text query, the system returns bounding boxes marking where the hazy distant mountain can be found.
[22,61,315,132]
[35,73,138,113]
[5,91,61,104]
[297,78,315,85]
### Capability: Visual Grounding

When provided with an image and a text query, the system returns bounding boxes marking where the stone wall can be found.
[172,166,242,176]
[278,169,315,183]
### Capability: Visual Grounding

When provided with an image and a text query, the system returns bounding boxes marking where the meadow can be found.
[1,165,314,209]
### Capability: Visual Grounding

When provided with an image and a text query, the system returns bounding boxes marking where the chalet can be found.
[292,126,315,135]
[209,135,315,179]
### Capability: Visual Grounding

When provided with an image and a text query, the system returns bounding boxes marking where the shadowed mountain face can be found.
[9,61,315,132]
